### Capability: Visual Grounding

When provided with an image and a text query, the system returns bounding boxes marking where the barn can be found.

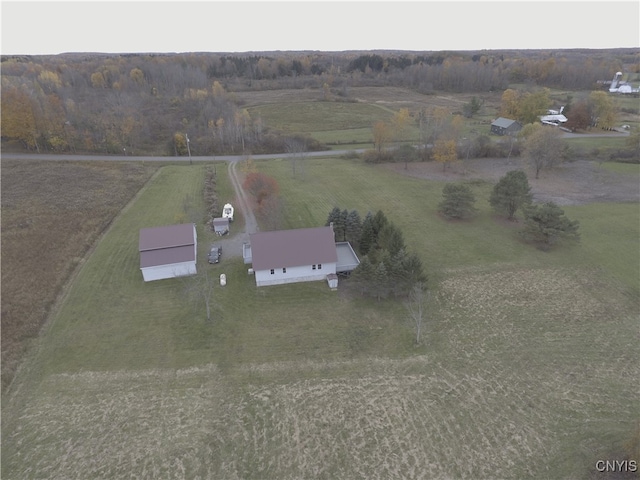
[243,225,359,287]
[139,223,197,282]
[490,117,522,136]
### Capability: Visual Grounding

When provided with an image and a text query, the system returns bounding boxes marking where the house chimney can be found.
[329,222,334,230]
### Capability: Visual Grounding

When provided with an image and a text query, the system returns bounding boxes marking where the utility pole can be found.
[186,133,192,165]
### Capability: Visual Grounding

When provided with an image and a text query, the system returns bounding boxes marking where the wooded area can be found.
[1,48,638,156]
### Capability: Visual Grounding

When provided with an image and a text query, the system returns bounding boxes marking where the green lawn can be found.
[247,100,422,145]
[3,158,638,479]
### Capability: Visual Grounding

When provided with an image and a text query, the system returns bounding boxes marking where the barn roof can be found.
[491,117,519,128]
[139,223,196,268]
[249,226,338,271]
[139,223,195,251]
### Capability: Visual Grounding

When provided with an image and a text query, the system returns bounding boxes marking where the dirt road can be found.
[211,160,259,260]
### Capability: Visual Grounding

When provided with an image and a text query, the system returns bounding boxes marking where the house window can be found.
[318,264,322,269]
[270,269,275,275]
[312,264,316,270]
[283,267,287,273]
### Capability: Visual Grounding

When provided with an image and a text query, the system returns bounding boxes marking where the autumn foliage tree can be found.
[433,139,458,170]
[243,171,280,208]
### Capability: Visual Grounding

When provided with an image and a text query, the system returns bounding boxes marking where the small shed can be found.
[327,273,338,290]
[139,223,197,282]
[490,117,522,136]
[212,217,230,236]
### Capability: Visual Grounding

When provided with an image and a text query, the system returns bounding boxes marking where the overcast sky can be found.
[1,1,639,55]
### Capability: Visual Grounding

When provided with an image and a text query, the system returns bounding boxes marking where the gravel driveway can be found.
[209,160,259,260]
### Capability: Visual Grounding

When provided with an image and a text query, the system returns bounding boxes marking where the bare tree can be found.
[404,282,429,345]
[285,136,306,178]
[522,125,565,179]
[181,269,216,321]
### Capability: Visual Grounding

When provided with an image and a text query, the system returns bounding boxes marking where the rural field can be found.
[2,85,639,479]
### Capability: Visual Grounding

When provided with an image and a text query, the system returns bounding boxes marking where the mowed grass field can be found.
[2,155,638,479]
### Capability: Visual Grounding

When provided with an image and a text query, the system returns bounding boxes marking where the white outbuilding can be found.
[139,223,197,282]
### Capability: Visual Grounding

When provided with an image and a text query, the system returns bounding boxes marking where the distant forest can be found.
[2,48,638,156]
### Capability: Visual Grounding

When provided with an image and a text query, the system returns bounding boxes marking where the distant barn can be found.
[139,223,197,282]
[490,117,522,136]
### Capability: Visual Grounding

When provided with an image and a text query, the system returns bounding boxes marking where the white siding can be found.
[141,261,197,282]
[254,263,337,287]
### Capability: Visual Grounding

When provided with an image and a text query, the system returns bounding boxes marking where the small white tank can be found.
[220,273,227,286]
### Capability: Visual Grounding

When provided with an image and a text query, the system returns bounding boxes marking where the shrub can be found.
[438,183,478,220]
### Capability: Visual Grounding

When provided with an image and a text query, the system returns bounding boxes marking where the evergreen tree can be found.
[326,206,344,240]
[378,223,406,256]
[520,202,580,250]
[359,212,375,255]
[345,209,362,249]
[339,208,349,241]
[489,170,533,220]
[371,210,389,240]
[351,255,374,295]
[438,183,478,220]
[373,260,391,301]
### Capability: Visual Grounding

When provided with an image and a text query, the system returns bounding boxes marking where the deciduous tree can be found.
[372,120,392,153]
[404,283,428,345]
[522,124,566,179]
[433,139,458,171]
[589,91,617,130]
[489,170,533,220]
[243,171,280,207]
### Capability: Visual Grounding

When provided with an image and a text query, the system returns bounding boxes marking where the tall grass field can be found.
[2,158,638,479]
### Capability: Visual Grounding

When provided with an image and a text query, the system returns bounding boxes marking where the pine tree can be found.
[378,223,406,256]
[359,212,375,255]
[489,170,533,220]
[345,209,362,249]
[520,202,580,250]
[438,183,478,219]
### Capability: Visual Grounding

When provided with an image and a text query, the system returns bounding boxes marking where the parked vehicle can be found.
[222,203,234,222]
[207,245,222,264]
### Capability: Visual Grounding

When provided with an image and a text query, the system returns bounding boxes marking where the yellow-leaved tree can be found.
[1,86,39,150]
[589,91,617,130]
[433,139,458,171]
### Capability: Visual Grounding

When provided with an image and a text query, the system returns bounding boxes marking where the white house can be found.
[248,226,338,287]
[245,225,360,288]
[139,223,197,282]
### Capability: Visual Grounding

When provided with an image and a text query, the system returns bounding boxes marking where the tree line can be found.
[2,48,635,156]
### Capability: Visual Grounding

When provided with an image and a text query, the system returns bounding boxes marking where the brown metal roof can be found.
[139,223,196,268]
[140,245,195,268]
[250,226,338,271]
[139,223,195,251]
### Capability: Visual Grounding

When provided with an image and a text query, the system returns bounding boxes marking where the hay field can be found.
[3,265,637,479]
[0,160,159,390]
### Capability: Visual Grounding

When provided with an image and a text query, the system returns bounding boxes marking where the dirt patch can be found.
[385,157,640,206]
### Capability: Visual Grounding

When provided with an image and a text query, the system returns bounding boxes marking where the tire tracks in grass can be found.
[227,159,259,242]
